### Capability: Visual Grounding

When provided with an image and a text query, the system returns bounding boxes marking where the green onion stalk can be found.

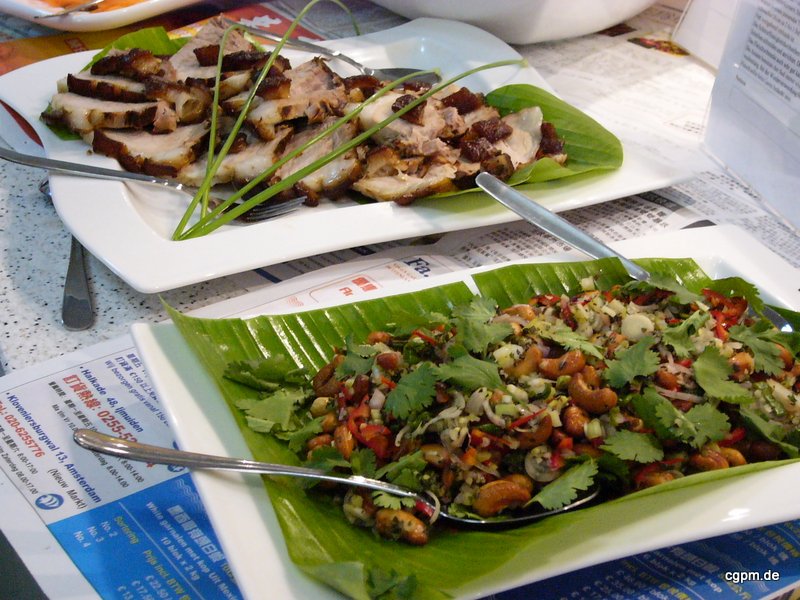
[176,57,526,240]
[172,0,357,239]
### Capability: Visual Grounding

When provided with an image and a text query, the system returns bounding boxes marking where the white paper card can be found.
[704,0,800,231]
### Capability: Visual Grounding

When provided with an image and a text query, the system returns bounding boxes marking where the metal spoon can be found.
[475,172,794,332]
[73,428,597,527]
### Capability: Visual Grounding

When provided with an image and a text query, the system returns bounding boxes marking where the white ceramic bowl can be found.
[368,0,658,44]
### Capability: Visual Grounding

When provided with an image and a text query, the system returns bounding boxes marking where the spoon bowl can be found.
[73,428,597,527]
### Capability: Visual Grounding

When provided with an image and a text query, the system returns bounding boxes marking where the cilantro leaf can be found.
[435,354,502,390]
[384,363,438,419]
[304,445,351,471]
[371,491,415,510]
[235,387,309,431]
[622,275,701,305]
[693,346,753,403]
[604,335,660,388]
[533,320,603,360]
[337,335,378,376]
[662,311,710,358]
[283,416,324,452]
[387,308,449,337]
[224,356,307,390]
[451,296,513,355]
[530,459,598,510]
[349,448,378,477]
[375,451,427,492]
[738,406,799,458]
[631,386,730,448]
[729,321,785,375]
[704,276,763,314]
[600,430,664,463]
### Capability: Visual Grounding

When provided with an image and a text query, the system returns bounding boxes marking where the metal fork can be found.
[224,18,441,85]
[0,146,304,223]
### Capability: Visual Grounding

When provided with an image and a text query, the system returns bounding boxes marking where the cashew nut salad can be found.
[225,279,800,546]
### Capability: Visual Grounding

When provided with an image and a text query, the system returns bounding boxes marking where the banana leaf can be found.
[168,258,799,599]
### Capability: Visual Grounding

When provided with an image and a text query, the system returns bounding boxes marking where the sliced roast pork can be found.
[352,160,457,205]
[177,126,293,187]
[169,18,258,83]
[273,119,361,204]
[42,93,162,134]
[64,72,148,103]
[242,58,347,140]
[91,121,210,177]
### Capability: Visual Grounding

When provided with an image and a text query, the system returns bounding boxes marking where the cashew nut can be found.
[502,473,534,494]
[568,367,617,414]
[562,405,590,438]
[420,444,450,468]
[501,304,536,322]
[636,469,679,489]
[374,509,429,545]
[376,351,404,372]
[654,368,679,391]
[503,344,543,378]
[366,331,393,345]
[719,446,747,467]
[516,414,553,449]
[306,433,333,453]
[472,479,531,517]
[538,350,586,379]
[312,355,344,397]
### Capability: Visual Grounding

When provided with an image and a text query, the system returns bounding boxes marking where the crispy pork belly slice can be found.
[91,122,210,178]
[169,17,256,82]
[41,93,159,134]
[244,58,347,140]
[352,162,457,205]
[176,126,292,186]
[64,72,148,103]
[144,79,212,123]
[273,119,360,204]
[91,48,171,81]
[494,106,544,168]
[357,92,457,157]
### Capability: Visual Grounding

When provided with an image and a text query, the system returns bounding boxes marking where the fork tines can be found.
[236,196,306,223]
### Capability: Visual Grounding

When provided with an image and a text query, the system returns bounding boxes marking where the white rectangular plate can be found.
[0,18,695,293]
[0,0,201,31]
[131,225,800,599]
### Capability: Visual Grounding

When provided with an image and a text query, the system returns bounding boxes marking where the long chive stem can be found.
[171,0,355,240]
[178,58,525,239]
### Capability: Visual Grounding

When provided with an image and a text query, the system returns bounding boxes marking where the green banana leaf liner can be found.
[168,258,800,599]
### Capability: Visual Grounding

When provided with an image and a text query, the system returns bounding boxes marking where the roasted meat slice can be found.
[493,107,544,167]
[357,91,462,157]
[41,93,161,134]
[352,162,457,205]
[243,58,347,140]
[169,17,257,83]
[64,72,147,103]
[144,79,212,123]
[91,48,171,81]
[91,121,210,178]
[177,126,293,186]
[273,119,361,204]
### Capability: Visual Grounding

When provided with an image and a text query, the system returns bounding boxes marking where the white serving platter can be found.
[0,18,693,293]
[131,225,800,599]
[0,0,201,31]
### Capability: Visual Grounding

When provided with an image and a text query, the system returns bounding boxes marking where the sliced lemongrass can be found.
[179,58,525,239]
[177,68,440,239]
[172,0,354,239]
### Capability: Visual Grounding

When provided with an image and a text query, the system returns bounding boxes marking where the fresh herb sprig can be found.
[172,0,357,238]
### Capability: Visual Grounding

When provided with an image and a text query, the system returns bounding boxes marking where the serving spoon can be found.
[475,172,794,333]
[73,428,597,527]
